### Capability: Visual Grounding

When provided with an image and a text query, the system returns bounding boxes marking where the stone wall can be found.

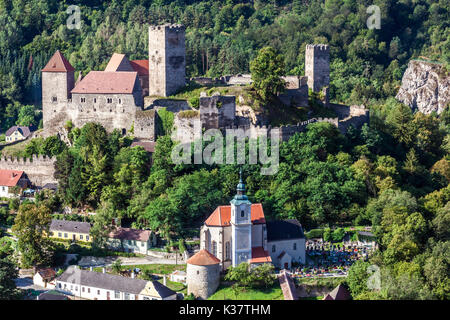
[199,95,236,130]
[279,76,309,107]
[186,263,220,299]
[144,97,191,112]
[134,109,157,141]
[305,44,330,92]
[0,155,57,187]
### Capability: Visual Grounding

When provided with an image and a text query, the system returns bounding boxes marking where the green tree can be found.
[250,46,286,101]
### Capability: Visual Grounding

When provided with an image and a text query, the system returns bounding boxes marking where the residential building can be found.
[5,126,32,142]
[49,219,92,242]
[107,227,156,255]
[169,270,187,284]
[33,268,57,289]
[56,266,177,300]
[200,171,306,270]
[0,169,29,198]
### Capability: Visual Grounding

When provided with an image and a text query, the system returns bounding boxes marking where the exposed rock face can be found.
[396,60,449,114]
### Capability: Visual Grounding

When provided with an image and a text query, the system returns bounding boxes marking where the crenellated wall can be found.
[0,155,57,186]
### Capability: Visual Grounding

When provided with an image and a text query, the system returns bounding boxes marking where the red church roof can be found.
[130,60,149,76]
[187,249,221,266]
[0,170,24,187]
[42,50,75,72]
[204,203,266,227]
[71,71,139,94]
[249,247,272,264]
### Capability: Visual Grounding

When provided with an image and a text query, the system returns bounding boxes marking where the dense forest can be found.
[0,0,448,300]
[0,0,449,130]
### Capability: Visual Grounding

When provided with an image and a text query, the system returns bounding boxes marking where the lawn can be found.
[157,279,187,294]
[95,263,186,276]
[208,284,283,300]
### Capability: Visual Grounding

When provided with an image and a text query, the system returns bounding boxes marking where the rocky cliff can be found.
[396,60,449,114]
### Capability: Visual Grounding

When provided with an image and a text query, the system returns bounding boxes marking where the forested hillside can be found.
[0,0,449,130]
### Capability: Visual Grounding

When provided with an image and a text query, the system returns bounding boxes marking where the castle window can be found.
[293,243,297,250]
[110,109,112,112]
[141,128,143,131]
[93,108,96,112]
[107,98,112,103]
[241,210,245,218]
[225,242,230,260]
[94,98,97,103]
[54,110,56,113]
[272,245,276,253]
[118,98,122,104]
[52,96,57,102]
[81,97,86,103]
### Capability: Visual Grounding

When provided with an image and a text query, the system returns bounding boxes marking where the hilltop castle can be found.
[41,24,186,140]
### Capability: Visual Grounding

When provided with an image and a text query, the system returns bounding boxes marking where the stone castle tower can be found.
[186,249,221,299]
[148,24,186,97]
[305,44,330,92]
[41,50,75,130]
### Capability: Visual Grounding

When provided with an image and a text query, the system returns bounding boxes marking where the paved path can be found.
[77,255,185,267]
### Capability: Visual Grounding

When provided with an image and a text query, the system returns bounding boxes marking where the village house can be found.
[107,227,156,255]
[5,125,32,142]
[49,219,92,242]
[200,171,306,271]
[56,266,177,300]
[33,268,57,289]
[169,270,187,284]
[0,169,30,198]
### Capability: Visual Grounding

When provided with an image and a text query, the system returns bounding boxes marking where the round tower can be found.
[186,249,220,299]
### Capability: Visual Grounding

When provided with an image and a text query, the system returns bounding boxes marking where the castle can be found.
[41,24,186,141]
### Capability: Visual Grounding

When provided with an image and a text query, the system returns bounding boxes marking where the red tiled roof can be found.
[186,249,221,266]
[205,203,266,227]
[37,268,56,280]
[0,170,24,187]
[105,53,134,72]
[71,71,139,94]
[108,227,151,242]
[42,50,75,72]
[249,247,272,264]
[130,60,149,76]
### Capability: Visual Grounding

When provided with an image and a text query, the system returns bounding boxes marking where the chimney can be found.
[163,275,167,286]
[102,267,106,274]
[131,272,135,279]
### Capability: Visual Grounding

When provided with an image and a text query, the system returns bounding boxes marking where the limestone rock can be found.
[396,60,449,114]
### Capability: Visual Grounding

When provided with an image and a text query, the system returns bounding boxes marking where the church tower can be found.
[230,169,252,267]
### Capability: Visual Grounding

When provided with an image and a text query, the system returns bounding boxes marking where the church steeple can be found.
[235,168,248,200]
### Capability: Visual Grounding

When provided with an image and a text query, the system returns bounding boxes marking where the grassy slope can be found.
[208,283,283,300]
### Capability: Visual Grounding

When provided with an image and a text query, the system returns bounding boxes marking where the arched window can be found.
[241,210,245,218]
[225,242,230,260]
[212,241,217,257]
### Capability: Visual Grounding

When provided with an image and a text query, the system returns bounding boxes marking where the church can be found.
[200,171,306,271]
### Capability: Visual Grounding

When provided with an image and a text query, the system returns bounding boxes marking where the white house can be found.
[33,268,57,289]
[55,266,177,300]
[0,169,29,198]
[107,227,156,255]
[169,270,187,284]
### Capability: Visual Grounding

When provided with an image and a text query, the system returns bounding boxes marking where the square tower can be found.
[305,44,330,92]
[148,24,186,97]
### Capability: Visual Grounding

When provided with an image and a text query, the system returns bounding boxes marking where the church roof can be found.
[266,219,305,242]
[204,203,266,227]
[71,71,139,94]
[42,50,75,72]
[186,249,220,266]
[104,53,134,72]
[249,247,272,264]
[130,60,149,76]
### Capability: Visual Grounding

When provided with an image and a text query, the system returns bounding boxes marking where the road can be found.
[77,254,185,267]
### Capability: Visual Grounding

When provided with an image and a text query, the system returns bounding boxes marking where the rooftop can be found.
[186,249,221,266]
[205,203,266,227]
[104,53,134,72]
[71,71,139,94]
[50,219,91,234]
[266,219,305,242]
[0,170,24,187]
[108,227,152,242]
[249,247,272,264]
[5,126,32,137]
[42,50,75,73]
[130,60,149,76]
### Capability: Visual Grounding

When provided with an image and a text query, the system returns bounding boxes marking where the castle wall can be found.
[199,95,236,130]
[305,44,330,92]
[134,110,157,141]
[0,155,57,187]
[149,25,186,97]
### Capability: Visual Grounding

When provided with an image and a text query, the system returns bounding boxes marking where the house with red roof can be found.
[0,169,29,198]
[200,170,305,271]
